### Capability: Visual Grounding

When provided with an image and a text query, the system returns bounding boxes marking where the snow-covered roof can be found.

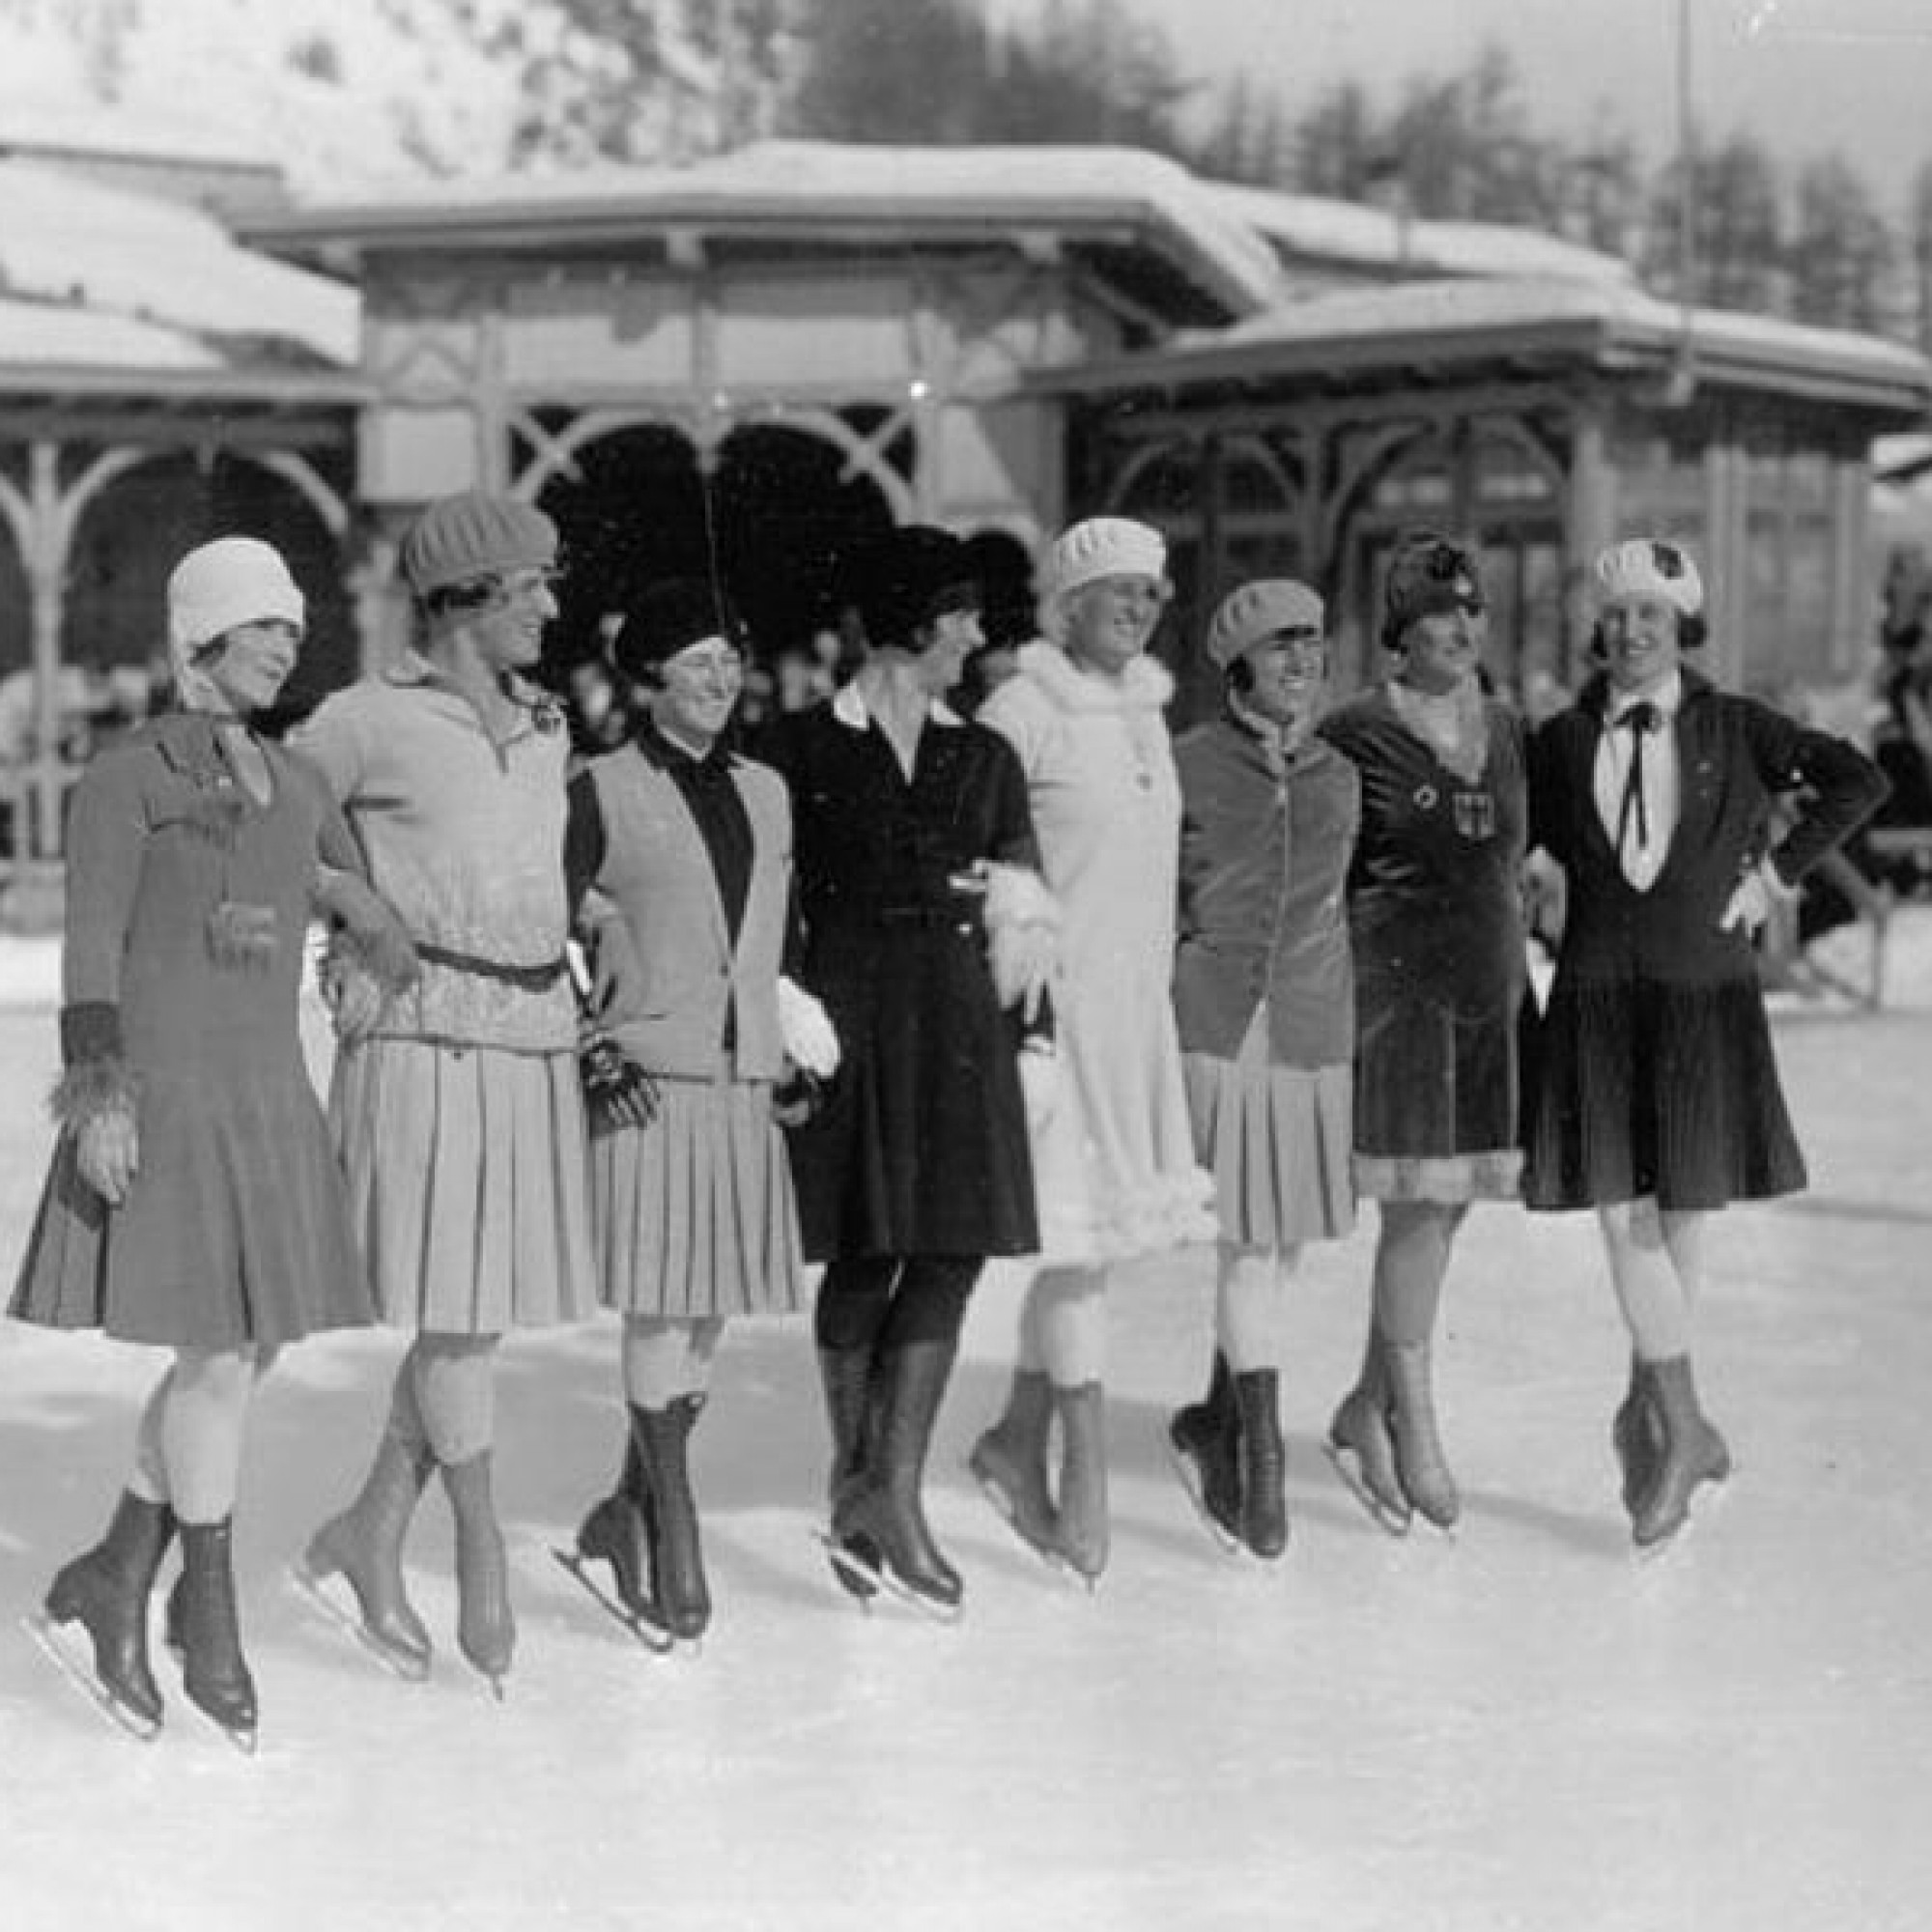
[247,140,1289,325]
[0,159,358,368]
[1207,183,1633,288]
[0,294,223,370]
[1041,274,1932,414]
[0,94,277,173]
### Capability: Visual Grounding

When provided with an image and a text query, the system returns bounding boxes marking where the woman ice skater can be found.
[1522,538,1886,1548]
[1168,579,1360,1559]
[14,537,415,1748]
[969,516,1215,1587]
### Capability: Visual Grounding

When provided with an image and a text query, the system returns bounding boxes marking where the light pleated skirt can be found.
[1182,1013,1354,1251]
[590,1076,805,1319]
[329,1037,595,1332]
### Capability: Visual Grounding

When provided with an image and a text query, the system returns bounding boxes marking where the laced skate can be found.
[288,1554,433,1682]
[21,1611,164,1743]
[548,1540,675,1655]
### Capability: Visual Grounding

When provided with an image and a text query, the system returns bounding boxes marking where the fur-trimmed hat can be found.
[1205,579,1324,670]
[1594,537,1704,618]
[611,577,746,681]
[848,526,980,652]
[401,492,558,597]
[166,536,305,711]
[1381,530,1484,650]
[1039,517,1166,611]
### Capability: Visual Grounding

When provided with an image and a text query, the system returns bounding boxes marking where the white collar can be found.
[1014,639,1174,715]
[831,679,963,733]
[1605,668,1684,724]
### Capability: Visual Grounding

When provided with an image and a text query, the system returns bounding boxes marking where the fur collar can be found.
[1014,639,1174,715]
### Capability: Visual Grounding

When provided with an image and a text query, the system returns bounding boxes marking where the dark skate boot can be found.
[1632,1355,1732,1550]
[1234,1368,1289,1560]
[295,1420,435,1681]
[168,1518,257,1752]
[1051,1381,1109,1588]
[833,1338,964,1617]
[1323,1328,1412,1536]
[969,1368,1062,1566]
[31,1491,176,1739]
[1611,1355,1665,1520]
[1168,1352,1241,1553]
[553,1435,670,1652]
[1385,1336,1460,1531]
[817,1343,883,1603]
[440,1451,514,1693]
[633,1396,711,1643]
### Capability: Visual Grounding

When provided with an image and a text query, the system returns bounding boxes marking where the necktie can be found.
[1613,699,1660,868]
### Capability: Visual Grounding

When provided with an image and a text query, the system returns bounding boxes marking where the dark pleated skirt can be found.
[12,1064,377,1350]
[1522,975,1805,1211]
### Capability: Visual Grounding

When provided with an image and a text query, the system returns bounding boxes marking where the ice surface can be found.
[0,926,1928,1931]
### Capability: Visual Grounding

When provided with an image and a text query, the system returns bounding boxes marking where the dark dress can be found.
[1319,688,1527,1201]
[11,714,377,1349]
[1522,669,1888,1211]
[767,696,1040,1263]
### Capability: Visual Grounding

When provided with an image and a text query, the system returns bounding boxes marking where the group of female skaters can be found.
[12,493,1884,1750]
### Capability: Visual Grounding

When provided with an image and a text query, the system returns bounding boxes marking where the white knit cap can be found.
[1040,517,1167,608]
[1594,538,1704,618]
[166,537,305,709]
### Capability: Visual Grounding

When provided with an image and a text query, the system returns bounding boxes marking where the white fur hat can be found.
[165,537,304,710]
[1594,538,1704,618]
[1040,517,1167,609]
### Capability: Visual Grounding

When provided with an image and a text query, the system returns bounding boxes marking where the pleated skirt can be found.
[11,1064,376,1350]
[329,1037,596,1332]
[589,1076,805,1319]
[1522,974,1806,1211]
[1182,1016,1354,1251]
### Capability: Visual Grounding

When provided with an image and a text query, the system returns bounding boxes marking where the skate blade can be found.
[547,1548,674,1655]
[967,1468,1080,1586]
[185,1702,259,1755]
[1631,1469,1734,1565]
[810,1530,962,1625]
[1321,1440,1413,1539]
[1162,1441,1246,1559]
[287,1561,432,1682]
[21,1613,162,1743]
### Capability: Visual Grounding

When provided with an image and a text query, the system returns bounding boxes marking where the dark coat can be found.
[1173,713,1358,1068]
[766,695,1040,1262]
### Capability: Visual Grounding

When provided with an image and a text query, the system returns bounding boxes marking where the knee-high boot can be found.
[41,1492,176,1734]
[632,1396,711,1640]
[1325,1327,1412,1534]
[169,1519,257,1747]
[298,1424,436,1679]
[1052,1381,1110,1585]
[969,1369,1060,1560]
[836,1338,963,1611]
[1169,1351,1241,1548]
[1383,1337,1460,1530]
[440,1451,514,1690]
[1233,1369,1289,1559]
[1632,1356,1731,1549]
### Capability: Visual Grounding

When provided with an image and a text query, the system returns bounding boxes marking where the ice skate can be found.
[969,1369,1067,1576]
[26,1492,175,1742]
[815,1344,881,1605]
[1049,1382,1109,1591]
[440,1451,515,1697]
[293,1426,435,1682]
[1323,1390,1412,1538]
[165,1520,258,1754]
[1384,1338,1460,1533]
[551,1489,675,1654]
[633,1396,712,1646]
[1611,1357,1665,1520]
[1632,1356,1732,1553]
[1234,1369,1289,1560]
[1167,1353,1242,1557]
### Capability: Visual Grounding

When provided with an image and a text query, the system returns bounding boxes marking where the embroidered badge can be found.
[1453,791,1496,841]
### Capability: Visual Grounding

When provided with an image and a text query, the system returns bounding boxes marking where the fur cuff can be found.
[49,1056,139,1132]
[982,864,1060,1010]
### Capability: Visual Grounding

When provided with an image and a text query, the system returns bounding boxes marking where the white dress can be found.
[980,642,1214,1266]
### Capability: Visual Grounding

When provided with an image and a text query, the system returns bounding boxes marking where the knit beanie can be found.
[1039,517,1166,611]
[611,577,745,681]
[1205,579,1324,670]
[1594,538,1704,618]
[1381,530,1484,651]
[401,491,558,597]
[848,526,980,653]
[166,537,305,710]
